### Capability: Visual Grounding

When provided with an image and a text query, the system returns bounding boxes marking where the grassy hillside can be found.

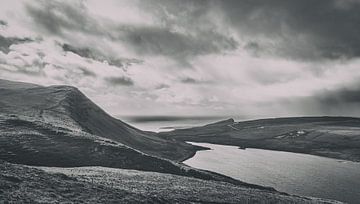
[0,79,197,161]
[159,117,360,161]
[0,161,341,204]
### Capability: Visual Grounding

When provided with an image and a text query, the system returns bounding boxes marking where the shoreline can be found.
[181,141,360,163]
[178,144,211,163]
[180,141,356,204]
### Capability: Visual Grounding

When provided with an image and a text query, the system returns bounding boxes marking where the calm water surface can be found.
[184,142,360,204]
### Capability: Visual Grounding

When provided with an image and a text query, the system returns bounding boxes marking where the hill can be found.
[0,79,197,161]
[159,117,360,161]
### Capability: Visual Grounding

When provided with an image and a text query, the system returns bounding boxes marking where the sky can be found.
[1,0,360,118]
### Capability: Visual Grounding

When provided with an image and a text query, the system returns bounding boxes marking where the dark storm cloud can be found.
[62,43,143,69]
[25,0,238,64]
[274,83,360,117]
[314,86,360,107]
[181,77,197,84]
[155,84,170,90]
[25,1,101,36]
[78,67,96,77]
[0,35,33,54]
[137,0,360,61]
[23,0,360,62]
[121,26,237,64]
[62,44,94,59]
[106,76,134,86]
[180,77,213,84]
[216,0,360,60]
[0,20,7,26]
[244,41,262,57]
[135,0,239,62]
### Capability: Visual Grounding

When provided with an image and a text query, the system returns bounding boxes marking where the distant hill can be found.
[159,116,360,161]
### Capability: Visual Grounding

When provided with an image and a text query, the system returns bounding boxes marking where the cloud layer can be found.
[1,0,360,118]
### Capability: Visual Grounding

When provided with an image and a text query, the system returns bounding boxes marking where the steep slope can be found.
[0,79,197,161]
[159,117,360,161]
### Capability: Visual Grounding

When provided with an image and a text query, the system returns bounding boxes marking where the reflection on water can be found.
[184,142,360,204]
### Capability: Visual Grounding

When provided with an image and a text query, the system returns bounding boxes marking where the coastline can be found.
[182,140,360,163]
[181,142,357,203]
[178,144,210,163]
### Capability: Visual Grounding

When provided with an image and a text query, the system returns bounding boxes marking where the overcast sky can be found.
[1,0,360,118]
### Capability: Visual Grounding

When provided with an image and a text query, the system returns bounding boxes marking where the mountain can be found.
[159,116,360,162]
[0,79,197,161]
